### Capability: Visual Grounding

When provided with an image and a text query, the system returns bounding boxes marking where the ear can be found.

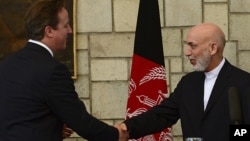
[209,42,218,55]
[44,26,54,38]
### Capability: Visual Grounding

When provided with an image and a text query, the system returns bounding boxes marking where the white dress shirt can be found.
[204,58,225,110]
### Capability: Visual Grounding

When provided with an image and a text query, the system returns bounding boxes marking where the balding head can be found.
[188,23,226,50]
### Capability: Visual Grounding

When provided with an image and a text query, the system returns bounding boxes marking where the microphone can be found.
[228,86,242,125]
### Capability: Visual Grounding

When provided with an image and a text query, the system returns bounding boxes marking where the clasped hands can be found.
[115,123,129,141]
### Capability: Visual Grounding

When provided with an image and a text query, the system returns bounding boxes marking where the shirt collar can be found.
[204,58,225,79]
[28,39,54,57]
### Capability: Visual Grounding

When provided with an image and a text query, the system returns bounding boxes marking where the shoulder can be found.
[224,60,250,77]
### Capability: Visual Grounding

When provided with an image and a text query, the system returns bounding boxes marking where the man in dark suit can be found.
[116,23,250,141]
[0,0,127,141]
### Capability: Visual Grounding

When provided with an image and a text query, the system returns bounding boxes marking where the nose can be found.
[184,46,192,57]
[68,25,73,33]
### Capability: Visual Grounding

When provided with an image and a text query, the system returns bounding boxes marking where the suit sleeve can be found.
[45,63,118,141]
[124,82,182,139]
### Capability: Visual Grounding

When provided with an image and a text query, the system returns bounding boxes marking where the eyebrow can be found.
[183,41,195,45]
[183,41,199,48]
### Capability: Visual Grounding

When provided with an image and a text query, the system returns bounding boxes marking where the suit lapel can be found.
[183,72,205,121]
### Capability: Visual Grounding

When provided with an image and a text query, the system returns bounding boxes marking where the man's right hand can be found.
[115,123,129,141]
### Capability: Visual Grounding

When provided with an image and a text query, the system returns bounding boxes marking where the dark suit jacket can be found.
[0,42,118,141]
[124,60,250,141]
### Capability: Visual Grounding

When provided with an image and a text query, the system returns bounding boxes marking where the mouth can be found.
[189,59,196,65]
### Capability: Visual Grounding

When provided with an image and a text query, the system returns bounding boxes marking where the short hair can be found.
[24,0,65,40]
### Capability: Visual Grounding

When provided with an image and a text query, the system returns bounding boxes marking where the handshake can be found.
[115,123,130,141]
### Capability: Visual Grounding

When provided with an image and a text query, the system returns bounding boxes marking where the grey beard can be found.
[193,52,211,71]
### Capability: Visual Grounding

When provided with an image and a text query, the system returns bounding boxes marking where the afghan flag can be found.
[126,0,173,141]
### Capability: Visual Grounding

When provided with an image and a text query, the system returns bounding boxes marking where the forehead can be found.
[184,33,200,44]
[185,27,208,44]
[58,8,69,22]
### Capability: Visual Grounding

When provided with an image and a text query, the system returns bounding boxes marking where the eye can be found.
[189,43,198,49]
[183,41,198,49]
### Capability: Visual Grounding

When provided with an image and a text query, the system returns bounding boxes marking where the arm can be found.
[46,64,119,141]
[123,95,180,139]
